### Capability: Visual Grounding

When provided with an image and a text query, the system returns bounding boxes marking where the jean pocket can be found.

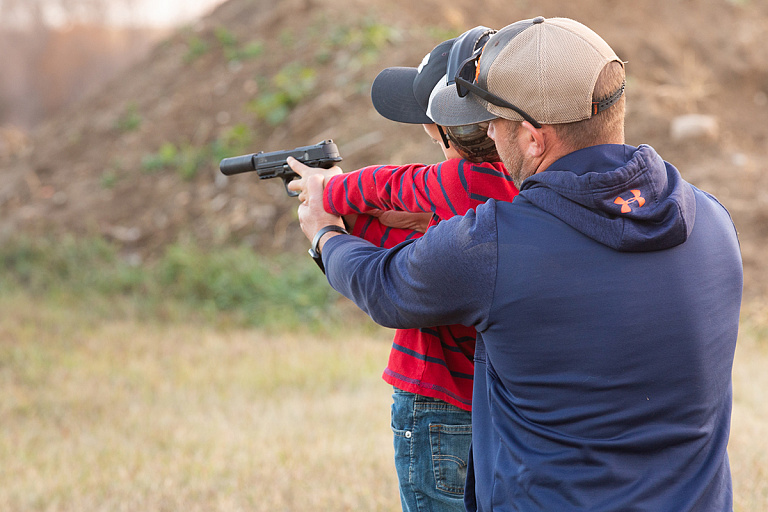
[429,423,472,496]
[391,390,414,438]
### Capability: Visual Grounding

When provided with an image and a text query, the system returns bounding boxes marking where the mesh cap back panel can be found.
[483,18,622,124]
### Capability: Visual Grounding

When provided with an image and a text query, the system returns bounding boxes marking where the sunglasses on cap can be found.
[454,51,542,129]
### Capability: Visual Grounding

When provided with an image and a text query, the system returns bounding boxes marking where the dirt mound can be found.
[1,0,766,298]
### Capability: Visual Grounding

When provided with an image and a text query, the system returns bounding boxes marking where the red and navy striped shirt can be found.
[325,158,518,410]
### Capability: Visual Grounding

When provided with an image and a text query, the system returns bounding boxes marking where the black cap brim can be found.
[371,67,434,125]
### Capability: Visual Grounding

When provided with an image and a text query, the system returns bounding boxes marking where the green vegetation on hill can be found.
[0,235,360,332]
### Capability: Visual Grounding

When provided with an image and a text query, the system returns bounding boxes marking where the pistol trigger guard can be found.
[283,176,299,197]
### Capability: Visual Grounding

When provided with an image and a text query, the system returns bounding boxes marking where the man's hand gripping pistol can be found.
[219,140,342,196]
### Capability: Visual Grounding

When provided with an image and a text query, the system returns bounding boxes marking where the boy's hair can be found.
[445,122,500,163]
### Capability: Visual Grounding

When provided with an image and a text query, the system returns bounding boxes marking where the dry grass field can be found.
[1,293,766,511]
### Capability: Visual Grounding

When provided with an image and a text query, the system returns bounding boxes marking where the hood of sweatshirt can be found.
[519,144,696,252]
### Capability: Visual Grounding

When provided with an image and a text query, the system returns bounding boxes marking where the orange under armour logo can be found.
[614,190,646,213]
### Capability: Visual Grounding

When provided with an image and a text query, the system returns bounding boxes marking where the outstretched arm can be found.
[322,160,474,220]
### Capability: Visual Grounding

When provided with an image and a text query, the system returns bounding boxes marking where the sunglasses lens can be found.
[454,53,480,98]
[458,60,476,82]
[456,79,467,98]
[462,55,480,82]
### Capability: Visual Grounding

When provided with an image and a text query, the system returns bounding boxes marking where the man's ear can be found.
[519,121,547,158]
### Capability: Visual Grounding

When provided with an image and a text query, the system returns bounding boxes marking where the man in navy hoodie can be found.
[292,17,743,511]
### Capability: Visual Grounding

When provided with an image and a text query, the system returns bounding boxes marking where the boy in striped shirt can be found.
[290,27,518,512]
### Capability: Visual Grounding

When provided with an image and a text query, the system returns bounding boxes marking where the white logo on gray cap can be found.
[417,53,430,74]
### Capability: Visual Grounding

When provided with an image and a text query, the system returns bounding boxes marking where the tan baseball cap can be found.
[429,17,624,127]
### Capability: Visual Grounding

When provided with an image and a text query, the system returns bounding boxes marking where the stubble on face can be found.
[488,119,531,190]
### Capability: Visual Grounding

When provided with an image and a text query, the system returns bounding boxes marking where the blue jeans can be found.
[391,388,472,512]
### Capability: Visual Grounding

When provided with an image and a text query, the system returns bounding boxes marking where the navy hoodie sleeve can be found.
[321,200,499,331]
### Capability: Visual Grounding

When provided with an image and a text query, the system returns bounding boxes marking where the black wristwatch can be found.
[309,225,349,273]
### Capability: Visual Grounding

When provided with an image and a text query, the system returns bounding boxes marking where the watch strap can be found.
[308,225,349,273]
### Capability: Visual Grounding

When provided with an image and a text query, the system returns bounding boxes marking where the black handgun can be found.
[219,140,342,197]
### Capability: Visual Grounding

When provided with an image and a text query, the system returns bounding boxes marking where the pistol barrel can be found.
[219,154,256,176]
